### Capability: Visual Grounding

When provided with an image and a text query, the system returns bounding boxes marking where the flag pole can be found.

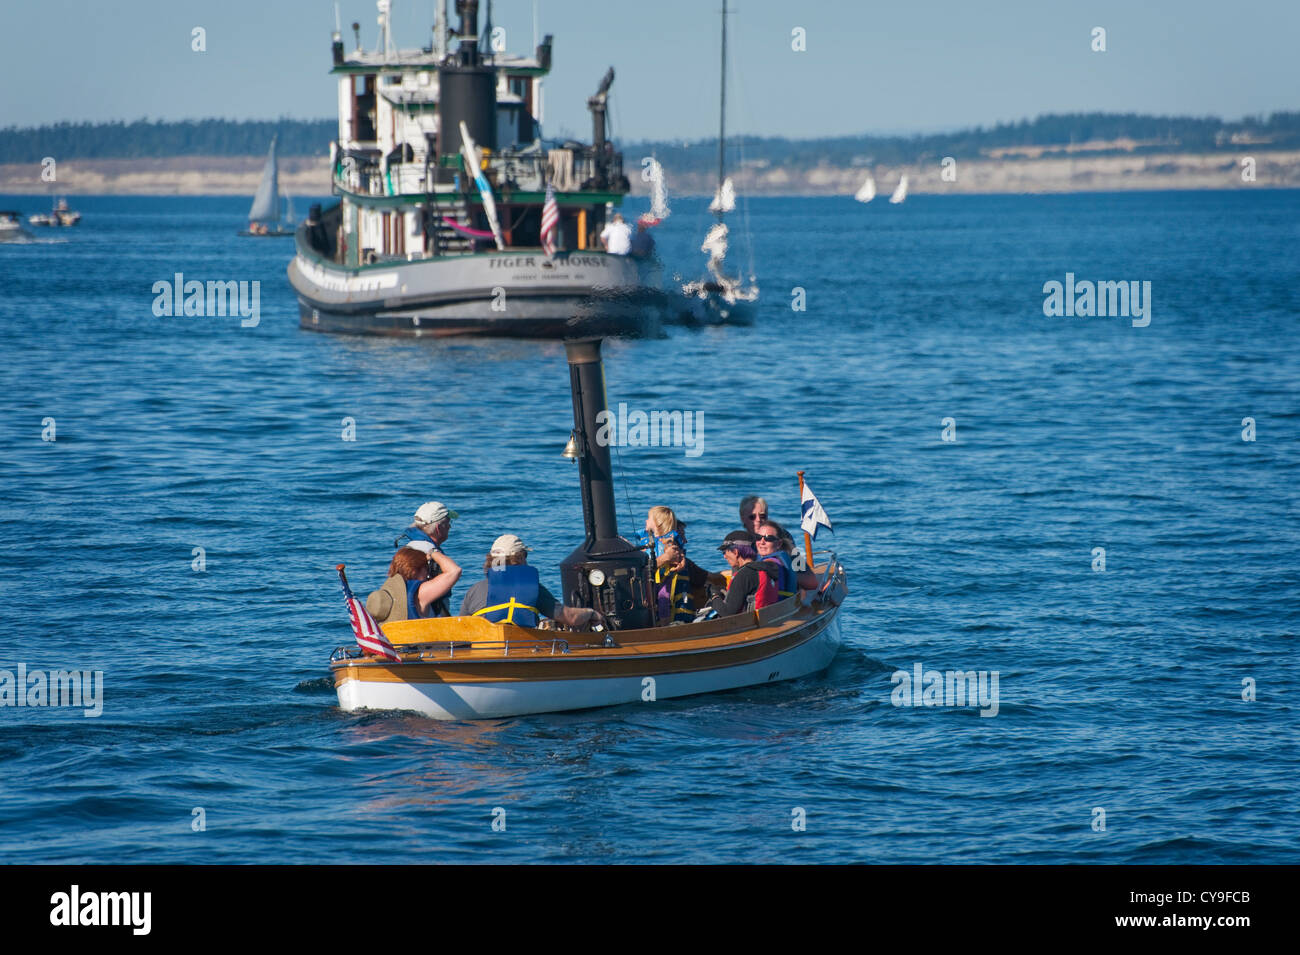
[797,470,814,572]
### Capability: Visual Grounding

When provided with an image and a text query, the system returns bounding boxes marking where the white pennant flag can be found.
[800,481,833,540]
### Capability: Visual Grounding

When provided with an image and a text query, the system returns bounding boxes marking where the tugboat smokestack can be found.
[456,0,480,62]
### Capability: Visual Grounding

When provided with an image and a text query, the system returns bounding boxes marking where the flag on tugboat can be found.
[800,481,833,540]
[337,565,402,662]
[458,121,506,251]
[540,182,559,258]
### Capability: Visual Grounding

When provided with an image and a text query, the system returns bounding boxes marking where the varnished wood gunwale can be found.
[331,603,837,686]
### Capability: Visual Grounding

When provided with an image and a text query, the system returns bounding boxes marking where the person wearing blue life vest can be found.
[391,500,460,615]
[395,500,458,550]
[459,534,604,630]
[643,506,721,623]
[364,540,462,623]
[755,519,818,599]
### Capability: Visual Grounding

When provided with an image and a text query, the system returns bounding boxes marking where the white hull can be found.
[290,242,669,337]
[336,614,841,720]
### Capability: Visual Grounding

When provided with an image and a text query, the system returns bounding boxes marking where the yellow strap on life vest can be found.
[473,598,541,624]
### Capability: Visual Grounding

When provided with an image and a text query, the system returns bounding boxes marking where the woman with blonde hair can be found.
[644,506,718,623]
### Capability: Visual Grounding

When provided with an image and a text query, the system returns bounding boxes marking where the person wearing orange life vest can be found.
[708,531,779,616]
[458,534,604,630]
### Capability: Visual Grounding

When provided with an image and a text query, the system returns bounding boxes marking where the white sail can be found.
[248,136,280,224]
[855,174,876,203]
[648,160,670,221]
[701,222,729,259]
[889,174,909,204]
[708,176,736,214]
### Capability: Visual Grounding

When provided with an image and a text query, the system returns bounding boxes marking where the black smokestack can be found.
[559,338,655,631]
[456,0,480,64]
[566,338,618,547]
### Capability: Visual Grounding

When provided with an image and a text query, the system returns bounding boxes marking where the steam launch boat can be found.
[289,1,666,338]
[330,338,847,719]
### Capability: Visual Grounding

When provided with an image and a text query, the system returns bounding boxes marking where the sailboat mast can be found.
[716,0,727,213]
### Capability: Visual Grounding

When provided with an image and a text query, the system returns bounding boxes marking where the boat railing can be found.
[810,549,841,583]
[809,549,847,607]
[332,145,626,199]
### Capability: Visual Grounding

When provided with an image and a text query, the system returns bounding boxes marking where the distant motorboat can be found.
[28,198,80,227]
[855,174,876,203]
[240,135,294,236]
[889,175,909,204]
[0,211,32,241]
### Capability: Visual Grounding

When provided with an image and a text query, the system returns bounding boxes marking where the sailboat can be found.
[854,174,876,203]
[239,135,294,236]
[889,174,909,205]
[679,0,758,326]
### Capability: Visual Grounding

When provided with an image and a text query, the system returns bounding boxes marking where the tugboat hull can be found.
[290,246,668,339]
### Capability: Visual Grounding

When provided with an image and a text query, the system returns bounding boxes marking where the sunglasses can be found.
[755,533,780,543]
[746,512,768,521]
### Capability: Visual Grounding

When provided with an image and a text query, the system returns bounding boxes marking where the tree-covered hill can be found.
[2,112,1296,167]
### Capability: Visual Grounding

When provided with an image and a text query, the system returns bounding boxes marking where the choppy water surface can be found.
[0,191,1296,863]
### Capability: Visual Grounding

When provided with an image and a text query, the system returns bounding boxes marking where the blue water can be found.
[1,191,1297,863]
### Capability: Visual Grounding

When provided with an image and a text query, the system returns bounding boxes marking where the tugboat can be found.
[27,198,81,228]
[289,0,668,339]
[330,337,847,719]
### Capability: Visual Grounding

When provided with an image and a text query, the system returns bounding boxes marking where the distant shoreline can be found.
[1,150,1296,197]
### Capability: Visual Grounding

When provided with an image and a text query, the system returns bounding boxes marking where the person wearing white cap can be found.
[395,501,459,550]
[458,534,603,631]
[389,501,461,613]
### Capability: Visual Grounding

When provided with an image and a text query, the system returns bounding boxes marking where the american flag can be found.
[540,182,559,258]
[337,565,402,662]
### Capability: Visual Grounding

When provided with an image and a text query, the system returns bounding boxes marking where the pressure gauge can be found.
[588,569,606,586]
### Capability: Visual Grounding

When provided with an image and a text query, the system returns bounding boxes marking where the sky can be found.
[3,0,1298,141]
